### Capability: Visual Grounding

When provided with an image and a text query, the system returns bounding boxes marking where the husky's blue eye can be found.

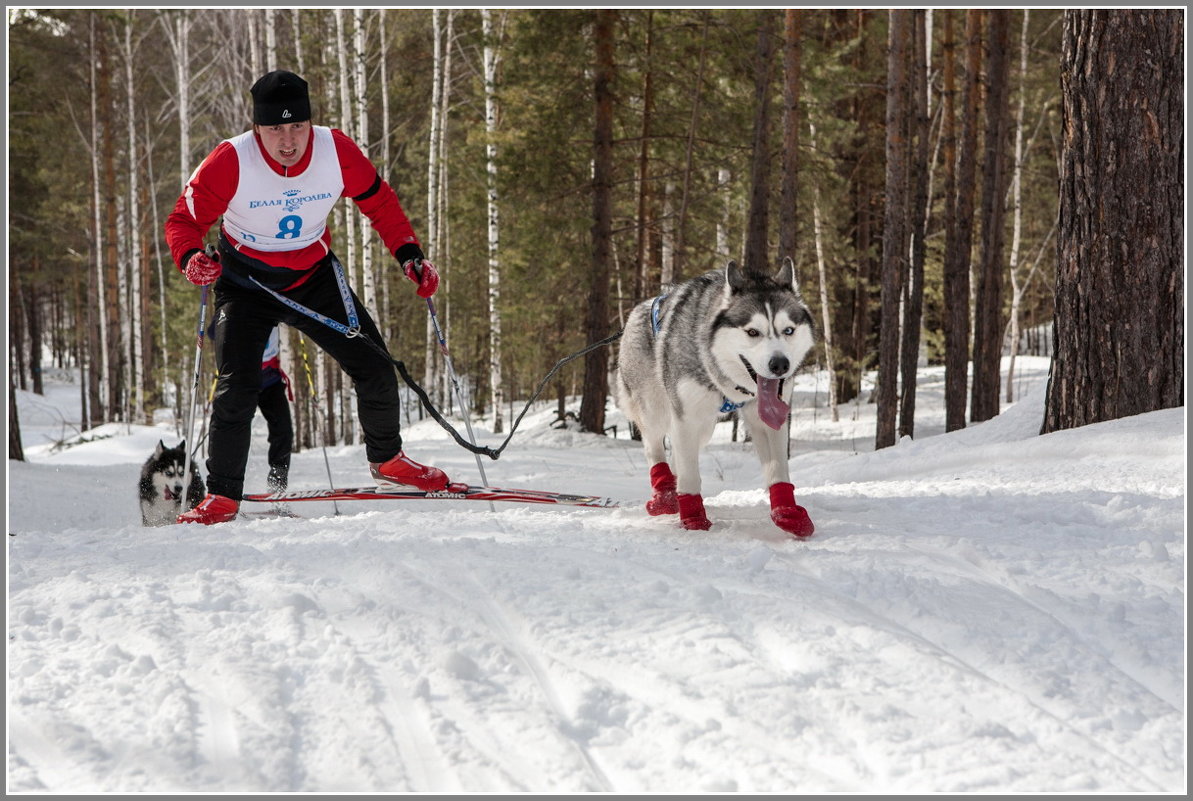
[783,327,795,336]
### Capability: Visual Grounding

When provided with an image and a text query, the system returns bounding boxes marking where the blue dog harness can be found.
[649,293,749,414]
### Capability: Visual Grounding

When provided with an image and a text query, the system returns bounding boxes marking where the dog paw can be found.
[677,493,712,530]
[771,506,814,538]
[646,491,678,516]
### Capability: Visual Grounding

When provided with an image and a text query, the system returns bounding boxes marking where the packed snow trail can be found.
[7,360,1186,792]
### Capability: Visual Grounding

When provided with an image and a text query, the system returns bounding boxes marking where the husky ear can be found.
[777,256,802,297]
[154,440,166,457]
[725,260,746,294]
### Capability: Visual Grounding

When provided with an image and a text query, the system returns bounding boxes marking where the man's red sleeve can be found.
[332,128,421,258]
[164,142,239,270]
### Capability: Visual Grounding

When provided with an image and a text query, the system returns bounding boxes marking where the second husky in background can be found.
[615,258,817,537]
[139,440,206,527]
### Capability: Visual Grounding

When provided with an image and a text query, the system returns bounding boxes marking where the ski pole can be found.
[180,247,215,513]
[298,333,341,515]
[426,296,493,507]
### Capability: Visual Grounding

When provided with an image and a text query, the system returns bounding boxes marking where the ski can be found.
[241,483,620,509]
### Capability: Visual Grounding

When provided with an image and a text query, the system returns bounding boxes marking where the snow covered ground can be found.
[7,357,1186,793]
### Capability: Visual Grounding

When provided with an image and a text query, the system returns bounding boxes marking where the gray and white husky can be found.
[138,440,205,526]
[614,258,817,537]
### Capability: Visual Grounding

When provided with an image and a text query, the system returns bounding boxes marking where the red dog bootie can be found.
[677,493,712,531]
[646,463,679,515]
[769,482,814,538]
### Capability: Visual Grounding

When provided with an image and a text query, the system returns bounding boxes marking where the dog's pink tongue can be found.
[756,376,789,430]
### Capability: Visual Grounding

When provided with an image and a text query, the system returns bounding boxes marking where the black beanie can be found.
[251,70,311,125]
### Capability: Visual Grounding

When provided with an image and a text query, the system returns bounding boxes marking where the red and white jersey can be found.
[221,126,343,252]
[166,125,419,288]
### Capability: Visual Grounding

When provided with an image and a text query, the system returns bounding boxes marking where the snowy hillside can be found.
[6,357,1186,793]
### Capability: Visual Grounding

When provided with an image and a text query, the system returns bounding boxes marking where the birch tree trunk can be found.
[378,11,392,338]
[264,8,276,65]
[808,119,839,422]
[248,11,262,76]
[144,116,171,409]
[334,10,358,293]
[1005,10,1030,403]
[482,8,504,433]
[355,9,376,312]
[660,181,675,286]
[436,9,455,412]
[161,11,192,188]
[424,9,444,400]
[330,16,358,443]
[89,15,106,425]
[716,168,731,259]
[124,11,145,423]
[292,10,304,73]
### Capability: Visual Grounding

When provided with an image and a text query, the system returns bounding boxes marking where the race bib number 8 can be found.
[277,215,303,239]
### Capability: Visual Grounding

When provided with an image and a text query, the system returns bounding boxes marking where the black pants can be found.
[257,379,293,471]
[205,259,402,499]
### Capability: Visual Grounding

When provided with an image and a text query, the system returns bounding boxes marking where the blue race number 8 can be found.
[277,215,303,239]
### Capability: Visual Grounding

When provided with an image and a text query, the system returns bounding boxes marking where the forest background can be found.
[6,8,1183,459]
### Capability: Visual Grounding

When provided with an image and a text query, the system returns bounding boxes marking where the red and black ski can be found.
[242,483,620,509]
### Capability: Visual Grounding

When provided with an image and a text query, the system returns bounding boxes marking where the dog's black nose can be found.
[768,355,790,376]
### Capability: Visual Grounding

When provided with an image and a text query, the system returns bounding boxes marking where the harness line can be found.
[252,258,623,460]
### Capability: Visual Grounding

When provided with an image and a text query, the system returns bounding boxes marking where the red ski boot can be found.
[645,462,679,515]
[370,451,450,492]
[769,482,814,538]
[177,494,240,525]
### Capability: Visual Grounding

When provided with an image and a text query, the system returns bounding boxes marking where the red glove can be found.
[403,258,440,298]
[184,250,222,286]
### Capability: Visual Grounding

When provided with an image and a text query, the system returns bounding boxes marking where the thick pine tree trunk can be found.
[101,23,122,421]
[898,10,930,440]
[778,9,802,271]
[970,10,1013,423]
[579,9,616,436]
[876,9,912,450]
[743,10,777,274]
[674,15,710,280]
[10,374,25,461]
[1043,10,1184,432]
[633,10,654,301]
[943,10,982,431]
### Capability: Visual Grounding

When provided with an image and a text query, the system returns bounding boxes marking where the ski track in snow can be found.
[7,358,1186,793]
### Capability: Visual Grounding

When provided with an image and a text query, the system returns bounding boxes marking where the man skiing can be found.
[166,69,448,524]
